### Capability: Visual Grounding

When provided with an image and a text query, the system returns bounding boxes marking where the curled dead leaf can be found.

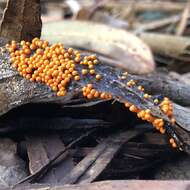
[42,21,155,74]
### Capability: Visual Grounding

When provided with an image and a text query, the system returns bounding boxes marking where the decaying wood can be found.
[23,117,109,130]
[26,135,75,184]
[132,74,190,136]
[26,135,68,174]
[77,144,119,184]
[69,139,173,179]
[40,156,74,184]
[133,73,190,106]
[0,0,42,41]
[173,104,190,133]
[61,130,141,185]
[77,131,143,184]
[167,72,190,85]
[13,130,95,186]
[9,180,190,190]
[180,73,190,84]
[1,0,190,187]
[102,142,177,179]
[42,20,155,74]
[61,140,107,185]
[143,132,171,145]
[122,142,173,159]
[0,117,110,134]
[0,46,190,154]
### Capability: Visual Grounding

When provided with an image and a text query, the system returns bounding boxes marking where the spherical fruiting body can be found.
[7,38,101,97]
[6,38,177,149]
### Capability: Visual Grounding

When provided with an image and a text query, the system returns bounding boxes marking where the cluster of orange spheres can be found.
[6,38,177,148]
[124,101,165,134]
[159,97,173,117]
[124,100,177,148]
[6,38,102,96]
[169,138,177,148]
[82,84,112,100]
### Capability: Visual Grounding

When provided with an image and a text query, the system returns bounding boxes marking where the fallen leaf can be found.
[26,134,69,175]
[0,138,27,188]
[42,20,155,74]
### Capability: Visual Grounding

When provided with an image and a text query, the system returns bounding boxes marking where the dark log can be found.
[0,117,110,134]
[133,73,190,106]
[0,43,189,153]
[60,130,141,185]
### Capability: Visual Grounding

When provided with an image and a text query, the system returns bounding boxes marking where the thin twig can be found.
[176,0,190,36]
[135,14,189,33]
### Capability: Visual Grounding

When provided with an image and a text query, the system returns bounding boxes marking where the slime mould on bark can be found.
[0,38,188,152]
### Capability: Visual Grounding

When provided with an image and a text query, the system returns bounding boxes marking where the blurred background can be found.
[0,0,188,35]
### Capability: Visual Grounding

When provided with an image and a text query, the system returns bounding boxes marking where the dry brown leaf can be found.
[42,20,155,74]
[26,135,68,175]
[0,139,27,188]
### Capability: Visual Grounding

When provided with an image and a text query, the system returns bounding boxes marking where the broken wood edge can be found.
[9,180,190,190]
